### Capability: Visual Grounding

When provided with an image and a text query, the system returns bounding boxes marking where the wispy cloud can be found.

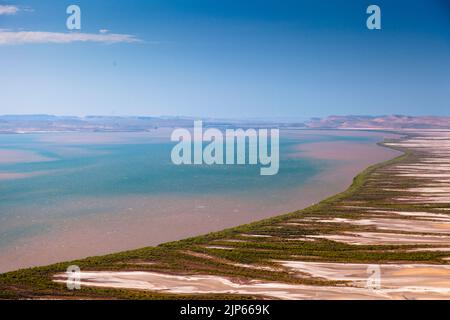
[0,31,143,45]
[0,5,19,15]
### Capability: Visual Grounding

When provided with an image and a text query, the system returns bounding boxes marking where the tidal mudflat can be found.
[0,130,398,273]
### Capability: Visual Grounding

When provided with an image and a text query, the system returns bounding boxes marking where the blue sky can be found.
[0,0,449,118]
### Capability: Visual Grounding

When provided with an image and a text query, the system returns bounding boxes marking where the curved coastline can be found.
[5,130,450,299]
[0,131,415,300]
[0,130,399,273]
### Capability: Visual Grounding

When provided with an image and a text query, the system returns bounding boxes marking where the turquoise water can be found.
[0,131,378,250]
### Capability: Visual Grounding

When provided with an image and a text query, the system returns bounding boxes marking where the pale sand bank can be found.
[316,217,450,234]
[306,232,450,245]
[54,268,450,300]
[279,261,450,292]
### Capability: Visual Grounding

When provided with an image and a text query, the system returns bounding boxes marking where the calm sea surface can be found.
[0,130,397,272]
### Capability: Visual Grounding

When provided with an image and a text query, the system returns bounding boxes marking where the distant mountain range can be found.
[306,115,450,129]
[0,114,449,133]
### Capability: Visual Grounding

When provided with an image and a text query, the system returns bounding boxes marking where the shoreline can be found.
[0,130,419,301]
[8,130,450,300]
[0,130,400,273]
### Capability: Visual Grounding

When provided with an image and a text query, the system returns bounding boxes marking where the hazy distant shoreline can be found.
[1,114,450,135]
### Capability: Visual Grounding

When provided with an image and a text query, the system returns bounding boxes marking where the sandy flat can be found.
[407,247,450,252]
[403,188,450,193]
[316,217,450,234]
[54,270,450,300]
[279,261,450,291]
[395,196,450,203]
[307,232,450,245]
[370,210,450,219]
[396,173,450,178]
[240,234,272,238]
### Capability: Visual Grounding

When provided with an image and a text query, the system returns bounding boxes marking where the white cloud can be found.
[0,5,19,15]
[0,31,143,45]
[99,29,109,34]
